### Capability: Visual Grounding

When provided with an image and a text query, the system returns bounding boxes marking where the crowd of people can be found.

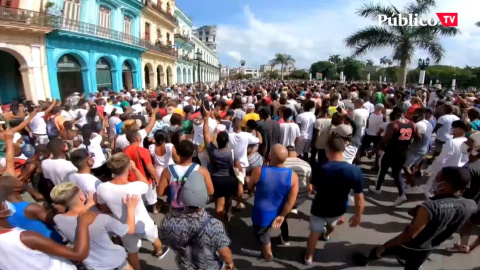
[0,79,480,270]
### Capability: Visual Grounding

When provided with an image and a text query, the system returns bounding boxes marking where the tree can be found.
[476,22,480,27]
[310,61,335,80]
[266,70,280,79]
[379,56,392,67]
[345,0,460,87]
[366,59,374,66]
[240,60,245,67]
[289,70,309,80]
[269,53,296,80]
[342,57,365,81]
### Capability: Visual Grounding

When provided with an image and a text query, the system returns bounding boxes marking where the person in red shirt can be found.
[405,97,423,120]
[123,130,160,213]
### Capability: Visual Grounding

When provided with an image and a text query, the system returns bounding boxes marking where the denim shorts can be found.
[309,214,342,234]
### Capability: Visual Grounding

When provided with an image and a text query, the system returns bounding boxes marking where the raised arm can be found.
[20,210,94,262]
[203,114,212,146]
[43,99,57,115]
[144,108,158,135]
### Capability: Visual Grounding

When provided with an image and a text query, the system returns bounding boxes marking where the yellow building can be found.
[141,0,178,89]
[0,0,53,103]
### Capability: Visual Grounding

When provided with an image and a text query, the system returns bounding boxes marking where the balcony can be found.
[58,16,144,48]
[0,6,55,32]
[178,54,193,63]
[143,0,178,26]
[143,40,178,58]
[174,33,194,46]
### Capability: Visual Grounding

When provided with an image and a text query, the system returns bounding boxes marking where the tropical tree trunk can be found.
[280,64,284,80]
[397,59,408,88]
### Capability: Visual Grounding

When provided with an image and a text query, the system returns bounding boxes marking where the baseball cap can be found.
[181,171,208,208]
[331,124,353,138]
[246,104,255,109]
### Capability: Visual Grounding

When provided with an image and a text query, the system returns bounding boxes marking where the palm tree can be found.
[379,56,390,66]
[328,55,342,64]
[366,59,374,66]
[268,53,295,80]
[345,0,460,87]
[239,60,246,67]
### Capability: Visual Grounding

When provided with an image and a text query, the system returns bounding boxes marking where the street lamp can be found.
[418,57,430,85]
[195,49,202,84]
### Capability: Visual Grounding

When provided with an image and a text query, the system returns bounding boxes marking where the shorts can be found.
[253,225,272,245]
[434,139,445,154]
[122,225,158,253]
[296,139,312,154]
[360,135,381,151]
[309,214,342,234]
[144,182,157,205]
[212,175,237,199]
[404,152,425,168]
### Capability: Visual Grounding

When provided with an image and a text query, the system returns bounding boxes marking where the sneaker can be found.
[369,185,381,194]
[393,195,407,207]
[280,235,290,246]
[303,255,313,265]
[406,185,422,194]
[154,245,170,260]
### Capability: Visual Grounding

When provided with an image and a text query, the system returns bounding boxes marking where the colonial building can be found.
[174,7,194,84]
[191,34,219,83]
[0,0,53,103]
[45,0,146,100]
[141,0,178,89]
[193,25,217,53]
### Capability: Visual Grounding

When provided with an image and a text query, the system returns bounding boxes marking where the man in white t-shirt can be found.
[74,104,89,128]
[353,99,370,138]
[433,104,460,156]
[280,107,300,148]
[296,100,316,160]
[97,153,169,270]
[68,149,102,198]
[30,100,57,145]
[41,138,77,186]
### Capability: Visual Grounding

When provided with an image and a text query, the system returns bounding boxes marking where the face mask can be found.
[19,141,25,148]
[461,142,470,155]
[288,116,293,121]
[0,201,15,218]
[430,181,448,196]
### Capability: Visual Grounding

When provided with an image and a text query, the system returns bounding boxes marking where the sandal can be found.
[447,244,470,253]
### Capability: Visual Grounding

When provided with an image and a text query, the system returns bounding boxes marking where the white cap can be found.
[246,104,255,109]
[114,107,124,115]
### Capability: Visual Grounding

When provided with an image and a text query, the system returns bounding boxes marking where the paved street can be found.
[139,160,480,270]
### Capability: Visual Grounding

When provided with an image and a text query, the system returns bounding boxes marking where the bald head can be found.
[271,144,288,165]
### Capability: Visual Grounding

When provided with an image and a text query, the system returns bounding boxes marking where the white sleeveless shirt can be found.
[0,228,76,270]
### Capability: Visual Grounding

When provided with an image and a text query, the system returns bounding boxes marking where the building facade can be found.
[174,7,194,84]
[191,35,219,83]
[0,0,53,103]
[193,25,217,53]
[45,0,146,100]
[244,68,259,78]
[141,0,178,89]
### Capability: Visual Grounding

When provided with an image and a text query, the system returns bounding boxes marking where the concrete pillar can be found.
[452,79,456,90]
[418,69,426,85]
[20,67,36,102]
[367,73,370,82]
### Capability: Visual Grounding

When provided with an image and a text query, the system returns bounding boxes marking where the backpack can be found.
[46,117,59,137]
[167,163,197,209]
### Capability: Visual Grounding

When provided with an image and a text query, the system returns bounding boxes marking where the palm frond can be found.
[345,26,398,50]
[356,3,397,21]
[476,21,480,27]
[417,37,444,63]
[406,0,436,15]
[412,24,460,38]
[392,39,414,64]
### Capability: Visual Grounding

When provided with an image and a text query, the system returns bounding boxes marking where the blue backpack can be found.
[46,117,59,137]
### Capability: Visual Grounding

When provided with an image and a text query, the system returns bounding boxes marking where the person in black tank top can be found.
[356,167,477,270]
[369,107,418,207]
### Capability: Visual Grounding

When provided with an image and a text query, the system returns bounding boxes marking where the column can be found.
[418,69,426,85]
[20,67,36,102]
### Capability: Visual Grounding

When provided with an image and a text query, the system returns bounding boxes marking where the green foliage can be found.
[266,70,280,79]
[342,57,365,81]
[269,53,296,80]
[345,0,460,87]
[310,61,335,80]
[45,1,55,9]
[406,65,478,87]
[288,70,309,80]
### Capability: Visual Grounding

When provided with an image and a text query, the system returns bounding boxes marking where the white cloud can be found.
[216,0,480,69]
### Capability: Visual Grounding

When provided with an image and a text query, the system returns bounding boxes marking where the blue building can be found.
[174,7,194,84]
[46,0,146,99]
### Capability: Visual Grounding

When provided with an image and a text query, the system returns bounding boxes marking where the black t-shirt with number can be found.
[385,120,415,156]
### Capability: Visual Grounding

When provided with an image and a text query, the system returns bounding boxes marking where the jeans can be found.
[310,147,328,168]
[376,151,406,196]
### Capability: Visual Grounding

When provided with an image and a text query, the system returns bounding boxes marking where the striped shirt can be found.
[284,157,311,206]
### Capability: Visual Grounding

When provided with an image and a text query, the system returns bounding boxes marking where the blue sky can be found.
[177,0,480,70]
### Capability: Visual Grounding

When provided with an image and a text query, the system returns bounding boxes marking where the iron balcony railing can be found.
[144,0,178,26]
[0,6,56,27]
[174,33,194,46]
[144,40,178,58]
[58,17,145,47]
